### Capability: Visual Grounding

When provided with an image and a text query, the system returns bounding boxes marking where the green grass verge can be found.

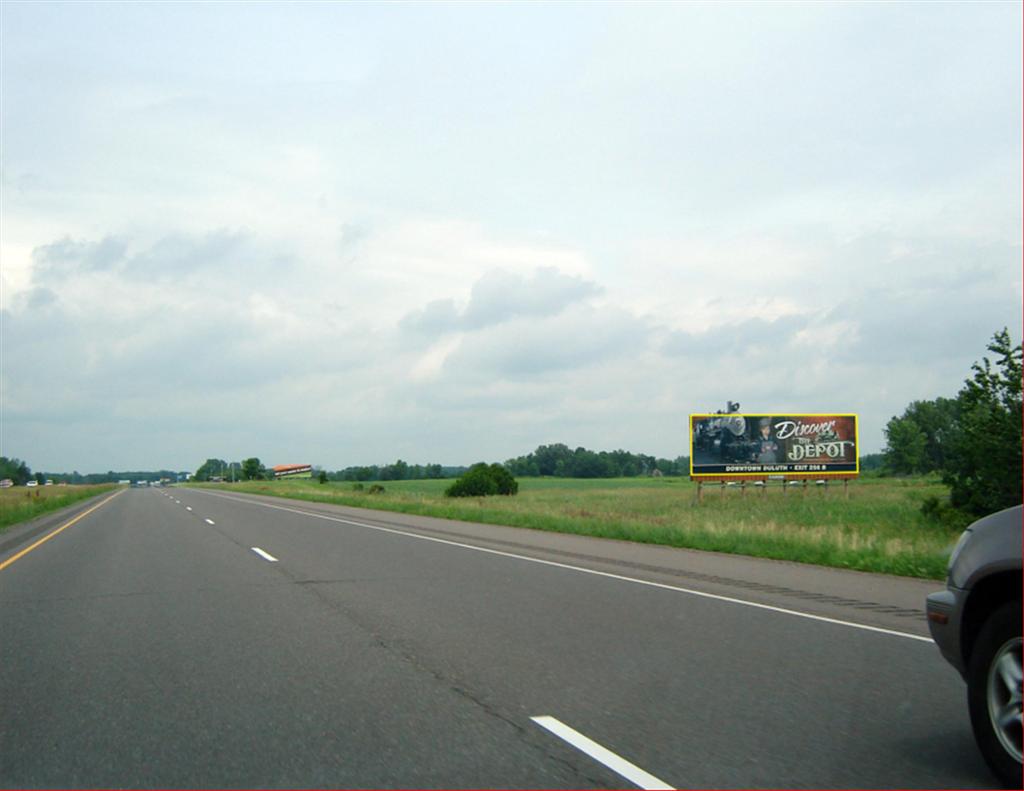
[0,484,120,532]
[186,475,968,580]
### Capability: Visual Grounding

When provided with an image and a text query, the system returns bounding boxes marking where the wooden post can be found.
[844,478,849,500]
[741,480,746,497]
[802,479,808,497]
[697,480,703,504]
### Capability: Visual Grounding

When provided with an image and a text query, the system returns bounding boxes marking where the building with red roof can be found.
[272,464,313,479]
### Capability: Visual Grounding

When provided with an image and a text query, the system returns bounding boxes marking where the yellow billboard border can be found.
[689,413,860,479]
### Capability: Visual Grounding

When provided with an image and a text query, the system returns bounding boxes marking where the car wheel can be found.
[968,601,1022,788]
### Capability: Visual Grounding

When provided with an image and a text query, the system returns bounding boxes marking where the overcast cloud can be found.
[1,1,1021,472]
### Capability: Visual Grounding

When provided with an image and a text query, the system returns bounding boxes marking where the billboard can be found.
[690,413,858,477]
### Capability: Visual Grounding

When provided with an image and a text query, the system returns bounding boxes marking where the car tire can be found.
[967,601,1022,788]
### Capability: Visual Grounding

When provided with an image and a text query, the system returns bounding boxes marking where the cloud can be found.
[31,235,127,275]
[125,230,247,278]
[400,266,602,337]
[29,229,250,283]
[24,287,58,309]
[399,298,460,336]
[442,302,648,380]
[461,267,602,329]
[661,314,812,360]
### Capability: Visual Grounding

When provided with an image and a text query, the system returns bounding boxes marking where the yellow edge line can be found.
[0,488,125,572]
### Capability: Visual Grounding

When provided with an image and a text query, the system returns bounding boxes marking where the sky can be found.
[1,1,1021,473]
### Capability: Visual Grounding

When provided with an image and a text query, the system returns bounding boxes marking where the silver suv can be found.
[927,504,1022,788]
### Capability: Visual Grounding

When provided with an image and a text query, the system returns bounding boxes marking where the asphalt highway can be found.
[0,487,998,788]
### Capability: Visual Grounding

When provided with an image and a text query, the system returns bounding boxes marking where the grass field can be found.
[0,484,119,532]
[189,474,971,580]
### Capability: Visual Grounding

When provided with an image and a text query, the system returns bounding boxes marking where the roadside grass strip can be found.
[531,716,673,790]
[189,476,960,579]
[0,489,124,571]
[0,484,120,533]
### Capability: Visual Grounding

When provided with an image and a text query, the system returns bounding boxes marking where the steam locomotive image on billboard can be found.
[690,412,858,477]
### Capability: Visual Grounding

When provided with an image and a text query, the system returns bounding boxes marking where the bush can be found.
[943,329,1022,515]
[920,495,972,531]
[368,484,386,495]
[445,463,518,498]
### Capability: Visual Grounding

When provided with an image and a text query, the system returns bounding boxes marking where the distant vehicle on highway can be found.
[26,480,38,487]
[927,504,1022,788]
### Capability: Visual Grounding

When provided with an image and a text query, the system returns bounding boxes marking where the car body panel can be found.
[928,505,1022,673]
[951,506,1024,590]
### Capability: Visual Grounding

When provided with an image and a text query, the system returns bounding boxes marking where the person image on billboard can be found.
[755,417,780,463]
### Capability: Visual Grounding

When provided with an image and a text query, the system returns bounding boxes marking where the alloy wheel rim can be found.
[987,636,1023,764]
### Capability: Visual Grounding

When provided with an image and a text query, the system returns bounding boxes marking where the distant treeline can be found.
[505,444,689,478]
[44,469,186,484]
[330,446,692,481]
[326,462,467,482]
[316,448,686,482]
[0,458,187,486]
[859,453,885,471]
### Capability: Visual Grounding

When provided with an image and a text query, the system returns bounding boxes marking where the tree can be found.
[883,415,928,474]
[0,457,32,485]
[194,458,227,482]
[567,448,614,478]
[242,457,265,481]
[445,463,518,497]
[884,398,959,474]
[533,444,573,476]
[380,459,409,481]
[904,397,959,472]
[943,329,1023,515]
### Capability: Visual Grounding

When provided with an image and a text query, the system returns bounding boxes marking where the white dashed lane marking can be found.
[531,716,673,790]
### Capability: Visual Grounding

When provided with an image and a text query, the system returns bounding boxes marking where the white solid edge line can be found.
[531,716,673,790]
[251,547,278,562]
[194,490,932,643]
[205,518,215,525]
